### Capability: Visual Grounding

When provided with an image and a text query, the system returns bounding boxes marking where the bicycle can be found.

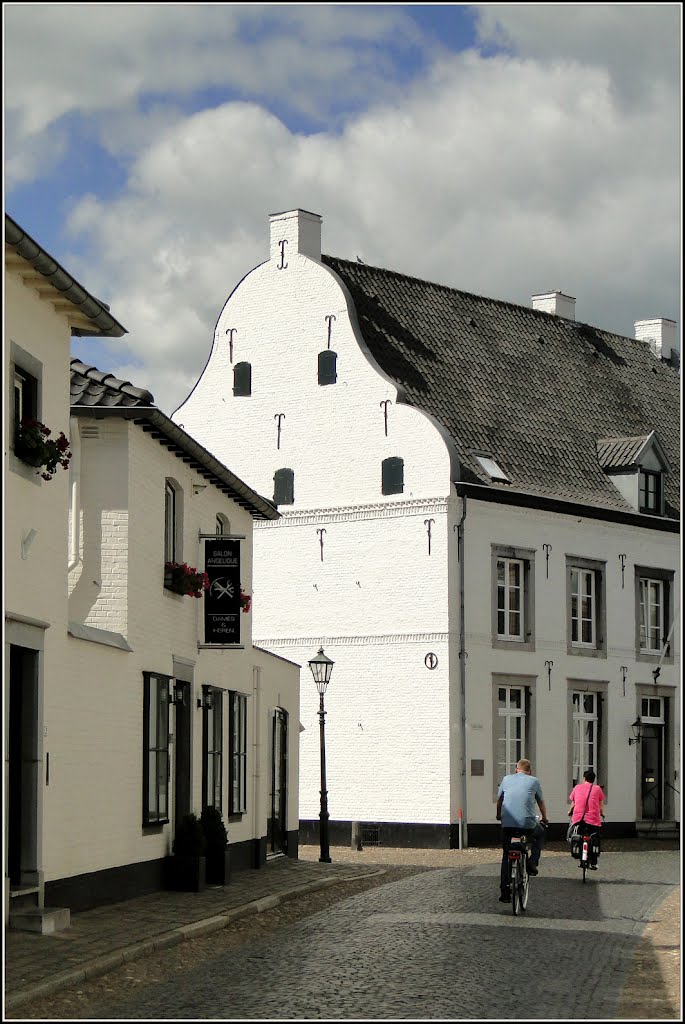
[507,834,530,915]
[570,825,600,882]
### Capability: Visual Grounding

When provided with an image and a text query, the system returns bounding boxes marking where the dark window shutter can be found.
[273,468,294,506]
[381,457,404,495]
[318,350,337,385]
[233,362,252,396]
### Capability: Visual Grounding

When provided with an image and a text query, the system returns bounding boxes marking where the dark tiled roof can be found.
[70,359,155,408]
[322,255,680,517]
[596,434,651,469]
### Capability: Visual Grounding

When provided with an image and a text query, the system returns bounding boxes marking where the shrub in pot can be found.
[166,813,207,892]
[201,806,231,885]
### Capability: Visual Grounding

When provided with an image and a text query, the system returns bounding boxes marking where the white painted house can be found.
[174,209,680,848]
[5,215,300,929]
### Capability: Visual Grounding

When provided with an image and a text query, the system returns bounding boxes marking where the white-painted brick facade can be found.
[173,211,680,843]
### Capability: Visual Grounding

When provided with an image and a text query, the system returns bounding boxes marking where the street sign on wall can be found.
[203,538,241,645]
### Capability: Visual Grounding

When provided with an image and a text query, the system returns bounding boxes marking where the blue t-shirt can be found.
[497,772,543,829]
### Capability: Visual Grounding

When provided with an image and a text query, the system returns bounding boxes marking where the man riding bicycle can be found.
[496,758,549,903]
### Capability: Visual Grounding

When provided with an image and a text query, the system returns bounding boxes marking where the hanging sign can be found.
[203,538,241,645]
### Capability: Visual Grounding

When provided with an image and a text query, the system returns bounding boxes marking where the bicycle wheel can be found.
[581,838,589,883]
[519,862,529,911]
[511,862,519,916]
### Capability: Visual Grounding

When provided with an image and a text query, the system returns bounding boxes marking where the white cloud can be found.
[62,22,679,415]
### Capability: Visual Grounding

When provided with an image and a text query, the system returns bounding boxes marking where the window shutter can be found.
[233,362,252,396]
[273,468,294,505]
[381,456,404,495]
[318,350,337,385]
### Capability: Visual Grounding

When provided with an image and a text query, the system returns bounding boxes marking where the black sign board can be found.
[204,538,241,645]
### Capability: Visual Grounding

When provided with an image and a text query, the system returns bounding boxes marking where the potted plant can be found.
[200,806,231,885]
[15,417,72,481]
[164,561,210,598]
[166,813,206,891]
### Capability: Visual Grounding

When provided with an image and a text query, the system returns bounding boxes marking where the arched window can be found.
[381,457,404,495]
[233,362,252,396]
[273,468,294,506]
[216,513,230,535]
[164,478,183,563]
[318,350,337,386]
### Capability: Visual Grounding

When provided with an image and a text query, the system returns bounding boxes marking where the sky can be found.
[4,3,682,416]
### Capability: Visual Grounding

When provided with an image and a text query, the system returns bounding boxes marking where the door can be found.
[640,724,664,819]
[268,709,288,855]
[8,646,40,887]
[173,682,192,829]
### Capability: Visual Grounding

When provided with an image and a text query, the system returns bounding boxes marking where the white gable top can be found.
[474,455,510,482]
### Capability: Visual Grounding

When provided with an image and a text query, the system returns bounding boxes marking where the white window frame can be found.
[571,567,596,648]
[497,557,524,641]
[496,685,526,780]
[165,480,177,564]
[640,696,665,725]
[639,577,665,654]
[571,691,598,786]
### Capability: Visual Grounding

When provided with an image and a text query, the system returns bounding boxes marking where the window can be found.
[496,685,526,780]
[143,673,171,825]
[165,480,177,563]
[571,691,600,786]
[571,568,595,646]
[202,687,223,811]
[318,350,337,385]
[13,366,39,456]
[216,514,229,535]
[497,558,524,640]
[233,362,252,397]
[566,557,606,657]
[229,692,248,815]
[640,696,664,723]
[639,470,662,515]
[491,545,536,650]
[475,454,510,483]
[273,468,294,506]
[381,456,404,495]
[635,567,674,662]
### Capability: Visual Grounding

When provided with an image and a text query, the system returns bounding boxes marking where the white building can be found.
[173,208,681,848]
[5,215,300,930]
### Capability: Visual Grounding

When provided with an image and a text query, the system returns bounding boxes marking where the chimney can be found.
[269,209,322,264]
[634,318,678,363]
[531,290,576,320]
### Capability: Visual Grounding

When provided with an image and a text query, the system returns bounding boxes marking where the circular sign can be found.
[425,653,438,670]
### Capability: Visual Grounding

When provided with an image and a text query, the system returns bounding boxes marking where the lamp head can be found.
[308,647,334,696]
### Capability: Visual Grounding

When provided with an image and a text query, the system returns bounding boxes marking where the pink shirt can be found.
[569,782,605,826]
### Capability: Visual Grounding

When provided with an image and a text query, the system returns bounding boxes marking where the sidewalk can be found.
[4,855,385,1011]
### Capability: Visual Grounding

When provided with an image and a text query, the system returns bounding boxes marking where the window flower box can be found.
[16,418,72,481]
[164,561,210,598]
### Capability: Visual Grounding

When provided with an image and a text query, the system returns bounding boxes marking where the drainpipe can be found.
[252,665,262,867]
[67,418,81,572]
[456,494,468,849]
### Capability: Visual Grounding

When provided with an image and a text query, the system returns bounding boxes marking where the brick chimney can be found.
[531,290,576,320]
[634,318,678,363]
[269,209,322,264]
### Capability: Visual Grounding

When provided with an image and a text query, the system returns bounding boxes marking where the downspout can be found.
[456,494,468,848]
[252,666,262,867]
[67,417,81,572]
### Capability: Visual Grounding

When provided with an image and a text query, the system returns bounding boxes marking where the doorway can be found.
[268,709,288,855]
[8,645,40,888]
[639,696,666,820]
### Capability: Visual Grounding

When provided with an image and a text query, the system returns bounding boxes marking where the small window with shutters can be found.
[233,362,252,396]
[381,456,404,495]
[273,468,294,506]
[318,350,337,386]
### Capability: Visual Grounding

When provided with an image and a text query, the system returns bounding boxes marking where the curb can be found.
[4,868,387,1011]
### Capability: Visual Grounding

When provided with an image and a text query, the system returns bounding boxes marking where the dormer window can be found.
[474,454,510,483]
[639,469,662,515]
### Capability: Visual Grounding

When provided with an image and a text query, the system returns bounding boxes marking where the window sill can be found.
[8,451,43,484]
[492,637,535,653]
[568,645,607,659]
[636,651,673,665]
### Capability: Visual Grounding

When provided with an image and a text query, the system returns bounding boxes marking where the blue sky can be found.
[4,3,681,413]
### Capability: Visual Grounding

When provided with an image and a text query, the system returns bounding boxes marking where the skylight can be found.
[474,455,510,483]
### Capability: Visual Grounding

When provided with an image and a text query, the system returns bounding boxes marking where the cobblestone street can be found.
[11,844,678,1020]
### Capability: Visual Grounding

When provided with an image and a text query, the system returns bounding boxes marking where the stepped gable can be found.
[322,255,680,517]
[70,359,155,408]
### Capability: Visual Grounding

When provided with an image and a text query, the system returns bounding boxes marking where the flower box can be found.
[164,562,210,598]
[16,418,72,480]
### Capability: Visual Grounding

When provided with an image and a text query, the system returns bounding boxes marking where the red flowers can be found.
[164,562,210,598]
[240,589,251,614]
[17,418,72,481]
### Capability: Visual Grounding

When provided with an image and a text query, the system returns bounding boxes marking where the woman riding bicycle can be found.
[568,769,605,868]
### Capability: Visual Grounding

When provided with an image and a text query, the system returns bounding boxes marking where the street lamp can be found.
[308,646,334,863]
[629,716,643,746]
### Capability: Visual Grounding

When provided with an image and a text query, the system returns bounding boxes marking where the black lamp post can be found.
[308,646,334,863]
[629,716,643,746]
